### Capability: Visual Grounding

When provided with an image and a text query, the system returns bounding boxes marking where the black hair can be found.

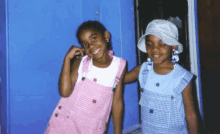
[76,20,112,50]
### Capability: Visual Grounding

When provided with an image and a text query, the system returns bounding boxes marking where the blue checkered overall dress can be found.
[139,62,193,134]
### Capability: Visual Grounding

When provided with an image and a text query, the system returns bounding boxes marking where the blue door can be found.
[0,0,139,134]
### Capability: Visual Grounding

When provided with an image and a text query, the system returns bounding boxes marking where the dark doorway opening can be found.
[135,0,189,69]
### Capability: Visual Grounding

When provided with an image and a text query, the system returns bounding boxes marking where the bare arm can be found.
[112,64,126,134]
[59,46,84,97]
[182,81,199,134]
[124,65,141,84]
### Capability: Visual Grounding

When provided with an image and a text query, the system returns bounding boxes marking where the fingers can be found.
[75,48,84,57]
[76,56,82,59]
[66,45,84,60]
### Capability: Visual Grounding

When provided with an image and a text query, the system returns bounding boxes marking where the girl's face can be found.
[79,29,110,60]
[145,35,176,65]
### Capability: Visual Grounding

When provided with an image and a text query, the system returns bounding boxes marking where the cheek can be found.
[84,49,90,55]
[163,49,172,57]
[146,47,151,54]
[99,41,108,50]
[147,51,152,58]
[100,40,106,46]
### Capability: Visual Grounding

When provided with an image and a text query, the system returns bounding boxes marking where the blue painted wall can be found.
[8,1,83,133]
[0,0,8,133]
[119,0,139,129]
[1,0,139,133]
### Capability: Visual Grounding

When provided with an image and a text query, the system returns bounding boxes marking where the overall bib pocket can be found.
[139,90,172,128]
[74,82,113,120]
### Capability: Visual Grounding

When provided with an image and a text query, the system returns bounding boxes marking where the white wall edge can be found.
[188,0,203,115]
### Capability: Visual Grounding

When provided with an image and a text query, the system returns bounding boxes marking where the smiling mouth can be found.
[93,48,100,55]
[153,54,160,58]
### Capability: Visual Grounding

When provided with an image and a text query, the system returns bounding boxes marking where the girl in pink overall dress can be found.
[45,21,126,134]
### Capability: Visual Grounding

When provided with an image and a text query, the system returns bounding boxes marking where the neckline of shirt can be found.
[151,63,177,77]
[89,56,115,70]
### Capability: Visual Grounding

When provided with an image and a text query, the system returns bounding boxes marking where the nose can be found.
[152,44,159,52]
[88,42,94,48]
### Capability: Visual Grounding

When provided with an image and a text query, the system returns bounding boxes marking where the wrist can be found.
[64,55,72,62]
[113,124,122,134]
[114,130,122,134]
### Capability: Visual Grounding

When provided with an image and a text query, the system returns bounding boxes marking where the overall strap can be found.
[113,58,126,88]
[173,65,194,95]
[81,56,91,74]
[139,62,151,90]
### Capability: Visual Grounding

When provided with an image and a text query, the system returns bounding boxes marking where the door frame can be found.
[188,0,204,118]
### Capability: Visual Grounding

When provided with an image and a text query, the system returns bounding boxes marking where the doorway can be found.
[135,0,189,69]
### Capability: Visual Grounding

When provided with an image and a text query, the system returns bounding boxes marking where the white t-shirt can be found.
[76,56,121,88]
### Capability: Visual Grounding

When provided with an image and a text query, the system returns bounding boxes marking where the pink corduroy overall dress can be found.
[45,54,126,134]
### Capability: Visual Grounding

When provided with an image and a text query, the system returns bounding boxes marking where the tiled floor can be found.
[123,127,142,134]
[123,124,142,134]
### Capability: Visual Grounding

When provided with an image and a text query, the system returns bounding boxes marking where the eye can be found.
[146,42,152,47]
[82,43,88,47]
[92,36,97,41]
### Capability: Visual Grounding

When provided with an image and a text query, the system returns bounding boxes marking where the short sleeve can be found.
[173,64,194,94]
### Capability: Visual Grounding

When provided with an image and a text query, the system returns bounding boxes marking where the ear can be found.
[172,45,178,51]
[104,31,110,41]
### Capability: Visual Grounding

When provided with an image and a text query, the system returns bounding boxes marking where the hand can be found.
[65,45,84,60]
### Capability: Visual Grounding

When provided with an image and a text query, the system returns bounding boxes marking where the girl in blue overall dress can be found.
[124,19,198,134]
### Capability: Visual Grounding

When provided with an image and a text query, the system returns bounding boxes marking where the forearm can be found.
[112,101,123,134]
[124,72,137,84]
[59,57,73,97]
[186,114,198,134]
[124,65,140,84]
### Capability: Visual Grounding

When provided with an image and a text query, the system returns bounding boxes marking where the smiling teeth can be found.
[154,55,159,57]
[93,48,100,54]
